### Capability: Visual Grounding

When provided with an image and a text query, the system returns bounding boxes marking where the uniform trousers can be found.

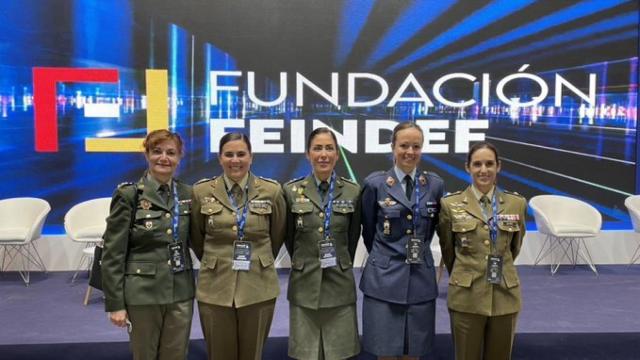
[449,310,518,360]
[127,299,194,360]
[198,299,276,360]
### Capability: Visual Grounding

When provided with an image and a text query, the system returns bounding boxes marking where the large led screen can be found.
[0,0,637,232]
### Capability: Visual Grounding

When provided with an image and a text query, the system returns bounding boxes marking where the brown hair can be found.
[143,129,184,155]
[306,127,338,152]
[219,132,252,154]
[466,141,500,165]
[390,121,424,147]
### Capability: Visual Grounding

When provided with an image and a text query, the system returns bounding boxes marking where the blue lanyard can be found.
[227,182,250,241]
[479,189,499,247]
[410,176,420,234]
[171,181,180,242]
[320,172,336,240]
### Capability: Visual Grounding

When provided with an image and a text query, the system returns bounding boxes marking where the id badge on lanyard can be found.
[232,240,251,271]
[318,173,338,269]
[167,182,186,273]
[405,175,424,264]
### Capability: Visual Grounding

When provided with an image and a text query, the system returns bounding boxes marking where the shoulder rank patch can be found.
[117,181,134,188]
[502,189,524,198]
[195,177,214,185]
[286,176,305,185]
[339,176,357,185]
[258,176,279,184]
[443,190,462,198]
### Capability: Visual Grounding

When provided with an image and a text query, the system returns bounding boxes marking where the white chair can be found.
[64,197,111,304]
[529,195,601,275]
[0,197,51,285]
[624,195,640,265]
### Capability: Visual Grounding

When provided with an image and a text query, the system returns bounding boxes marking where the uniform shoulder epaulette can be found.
[285,176,305,185]
[443,190,463,198]
[339,176,357,185]
[502,189,524,198]
[195,177,215,185]
[117,181,135,188]
[258,176,279,184]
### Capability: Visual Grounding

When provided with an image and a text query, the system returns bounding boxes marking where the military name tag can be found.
[168,242,186,273]
[406,238,424,264]
[486,254,503,284]
[232,240,251,271]
[318,238,337,269]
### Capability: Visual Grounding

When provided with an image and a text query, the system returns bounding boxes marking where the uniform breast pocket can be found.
[331,201,355,232]
[452,220,477,253]
[291,202,314,232]
[247,200,272,232]
[134,210,163,233]
[200,202,223,230]
[497,221,520,251]
[378,205,402,238]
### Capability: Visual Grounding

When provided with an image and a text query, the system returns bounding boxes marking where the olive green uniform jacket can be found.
[438,186,526,316]
[190,173,286,308]
[102,176,195,312]
[283,175,361,309]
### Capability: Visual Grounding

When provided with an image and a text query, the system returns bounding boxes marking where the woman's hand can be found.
[109,310,128,328]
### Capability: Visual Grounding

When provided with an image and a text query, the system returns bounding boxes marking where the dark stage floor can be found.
[1,266,639,359]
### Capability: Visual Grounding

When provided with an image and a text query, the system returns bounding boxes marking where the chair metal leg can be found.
[576,238,598,276]
[533,235,551,265]
[629,240,640,266]
[83,285,93,306]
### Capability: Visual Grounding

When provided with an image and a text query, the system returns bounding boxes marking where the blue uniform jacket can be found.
[359,168,444,304]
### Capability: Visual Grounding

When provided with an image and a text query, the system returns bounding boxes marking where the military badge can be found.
[419,175,427,185]
[140,199,152,210]
[144,220,153,229]
[383,219,391,235]
[291,185,297,192]
[386,176,395,186]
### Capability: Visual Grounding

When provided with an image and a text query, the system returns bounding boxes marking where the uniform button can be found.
[232,225,237,231]
[483,240,490,246]
[454,280,459,285]
[319,212,324,218]
[167,260,171,265]
[407,214,412,220]
[461,228,466,232]
[509,227,513,231]
[298,209,303,213]
[136,269,141,274]
[483,225,489,230]
[207,209,213,214]
[406,229,412,234]
[166,229,173,235]
[146,214,151,218]
[232,212,237,216]
[485,255,488,260]
[165,213,171,218]
[318,227,324,233]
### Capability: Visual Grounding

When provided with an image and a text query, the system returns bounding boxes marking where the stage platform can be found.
[1,266,639,359]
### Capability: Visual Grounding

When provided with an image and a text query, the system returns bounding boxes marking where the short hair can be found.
[306,127,338,152]
[390,121,424,147]
[466,141,500,165]
[219,132,252,154]
[142,129,184,155]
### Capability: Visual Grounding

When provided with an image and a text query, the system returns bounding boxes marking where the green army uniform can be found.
[190,172,286,360]
[438,186,526,360]
[102,175,195,360]
[283,174,361,360]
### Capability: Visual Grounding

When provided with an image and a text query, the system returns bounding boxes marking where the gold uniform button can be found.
[207,209,213,214]
[407,214,412,220]
[318,227,324,233]
[167,260,171,265]
[483,225,489,230]
[165,213,171,218]
[166,229,173,235]
[509,227,513,231]
[232,225,238,231]
[146,214,151,218]
[483,240,490,246]
[406,229,412,234]
[232,212,237,216]
[461,228,466,232]
[136,269,141,274]
[319,212,324,218]
[454,280,459,285]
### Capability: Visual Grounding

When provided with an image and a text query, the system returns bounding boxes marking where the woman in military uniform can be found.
[102,129,195,360]
[283,127,361,360]
[360,122,445,359]
[190,132,286,360]
[437,141,527,360]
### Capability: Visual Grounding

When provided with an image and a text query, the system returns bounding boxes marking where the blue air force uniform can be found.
[359,168,444,356]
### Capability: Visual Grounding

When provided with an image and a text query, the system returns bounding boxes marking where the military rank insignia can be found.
[419,174,427,185]
[145,220,153,229]
[386,176,395,186]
